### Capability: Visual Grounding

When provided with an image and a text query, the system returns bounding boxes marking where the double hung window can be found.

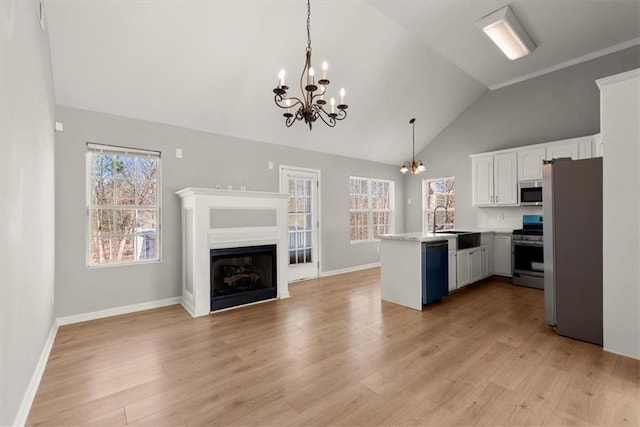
[87,143,161,266]
[349,177,394,242]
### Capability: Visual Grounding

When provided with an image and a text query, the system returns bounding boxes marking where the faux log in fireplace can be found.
[210,244,277,311]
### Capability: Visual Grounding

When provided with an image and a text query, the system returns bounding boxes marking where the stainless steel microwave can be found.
[519,180,543,205]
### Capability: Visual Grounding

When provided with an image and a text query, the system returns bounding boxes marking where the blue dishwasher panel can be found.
[422,241,449,305]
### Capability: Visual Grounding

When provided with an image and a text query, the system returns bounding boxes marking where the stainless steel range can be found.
[512,215,544,289]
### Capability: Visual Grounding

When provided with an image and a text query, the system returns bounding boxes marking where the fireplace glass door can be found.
[210,245,277,311]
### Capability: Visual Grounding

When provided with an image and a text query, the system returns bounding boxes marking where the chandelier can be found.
[273,0,348,130]
[400,118,426,174]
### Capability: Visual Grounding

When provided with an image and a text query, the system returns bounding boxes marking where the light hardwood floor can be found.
[28,268,639,426]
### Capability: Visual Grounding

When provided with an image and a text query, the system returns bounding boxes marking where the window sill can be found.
[350,239,380,245]
[86,258,162,269]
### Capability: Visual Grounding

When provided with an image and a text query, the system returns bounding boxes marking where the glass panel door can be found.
[281,167,319,281]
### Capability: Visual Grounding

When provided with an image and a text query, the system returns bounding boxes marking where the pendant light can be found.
[400,118,426,174]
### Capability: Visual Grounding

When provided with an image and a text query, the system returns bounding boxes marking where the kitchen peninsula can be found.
[379,232,457,311]
[380,230,501,310]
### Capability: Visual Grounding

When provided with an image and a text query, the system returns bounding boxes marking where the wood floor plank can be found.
[26,268,639,426]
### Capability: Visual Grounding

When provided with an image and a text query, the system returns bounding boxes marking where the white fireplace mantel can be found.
[176,187,290,317]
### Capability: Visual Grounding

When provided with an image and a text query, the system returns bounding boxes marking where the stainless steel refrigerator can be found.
[543,157,603,346]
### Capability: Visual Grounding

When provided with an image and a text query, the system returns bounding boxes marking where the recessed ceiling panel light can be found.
[476,6,536,60]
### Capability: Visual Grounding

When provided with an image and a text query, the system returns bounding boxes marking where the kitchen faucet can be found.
[432,205,447,233]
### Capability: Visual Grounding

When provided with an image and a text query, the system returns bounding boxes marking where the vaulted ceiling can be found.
[45,0,640,165]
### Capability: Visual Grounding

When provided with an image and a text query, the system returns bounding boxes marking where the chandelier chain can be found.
[306,0,312,51]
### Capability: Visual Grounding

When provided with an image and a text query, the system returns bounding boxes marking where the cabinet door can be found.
[494,152,518,205]
[546,141,578,160]
[518,148,545,181]
[472,155,494,206]
[594,134,603,157]
[448,251,457,292]
[481,244,489,278]
[456,250,470,287]
[577,137,593,159]
[494,235,512,277]
[487,236,495,275]
[470,249,482,283]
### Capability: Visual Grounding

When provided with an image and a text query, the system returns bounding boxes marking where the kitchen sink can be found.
[435,230,481,250]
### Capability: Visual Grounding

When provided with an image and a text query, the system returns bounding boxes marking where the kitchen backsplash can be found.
[477,206,543,230]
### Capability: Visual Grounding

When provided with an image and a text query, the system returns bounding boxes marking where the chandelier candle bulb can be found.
[330,97,336,113]
[340,88,345,105]
[309,67,315,86]
[322,61,328,80]
[278,69,286,88]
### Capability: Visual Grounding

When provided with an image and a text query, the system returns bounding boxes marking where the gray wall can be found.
[54,106,404,317]
[404,46,640,232]
[0,2,56,425]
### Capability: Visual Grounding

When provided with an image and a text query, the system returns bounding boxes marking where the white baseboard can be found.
[180,297,196,318]
[320,262,380,278]
[57,297,182,326]
[603,346,640,361]
[13,320,58,427]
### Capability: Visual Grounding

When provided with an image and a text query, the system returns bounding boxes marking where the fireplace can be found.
[177,187,289,317]
[210,244,277,310]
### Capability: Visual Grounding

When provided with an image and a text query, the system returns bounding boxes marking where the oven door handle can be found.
[512,240,543,247]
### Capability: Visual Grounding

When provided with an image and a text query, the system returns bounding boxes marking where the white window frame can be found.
[86,143,162,267]
[349,176,395,243]
[422,176,455,233]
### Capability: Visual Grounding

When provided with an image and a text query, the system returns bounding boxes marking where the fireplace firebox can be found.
[210,244,277,311]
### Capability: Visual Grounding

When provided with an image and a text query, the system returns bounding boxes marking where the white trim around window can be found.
[422,176,455,233]
[349,176,395,243]
[86,143,162,267]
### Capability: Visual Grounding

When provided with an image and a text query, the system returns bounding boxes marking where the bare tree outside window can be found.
[87,144,160,266]
[424,177,455,231]
[350,177,394,241]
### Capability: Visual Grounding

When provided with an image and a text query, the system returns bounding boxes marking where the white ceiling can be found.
[45,0,640,165]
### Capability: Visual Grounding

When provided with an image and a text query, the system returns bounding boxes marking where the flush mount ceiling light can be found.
[273,0,348,130]
[476,5,536,60]
[400,118,425,175]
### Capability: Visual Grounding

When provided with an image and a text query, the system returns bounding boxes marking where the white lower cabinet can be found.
[448,250,457,292]
[456,249,471,288]
[494,234,513,277]
[457,248,482,288]
[469,248,482,283]
[481,244,489,278]
[481,233,495,277]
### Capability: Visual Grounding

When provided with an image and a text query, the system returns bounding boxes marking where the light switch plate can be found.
[176,148,183,158]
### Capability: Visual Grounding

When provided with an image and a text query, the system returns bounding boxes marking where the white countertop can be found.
[380,228,513,242]
[379,232,458,242]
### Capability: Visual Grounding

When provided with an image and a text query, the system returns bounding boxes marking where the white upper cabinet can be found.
[472,134,597,208]
[472,152,518,206]
[472,154,494,206]
[594,134,603,157]
[494,152,518,205]
[546,136,596,161]
[546,140,579,160]
[518,147,546,181]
